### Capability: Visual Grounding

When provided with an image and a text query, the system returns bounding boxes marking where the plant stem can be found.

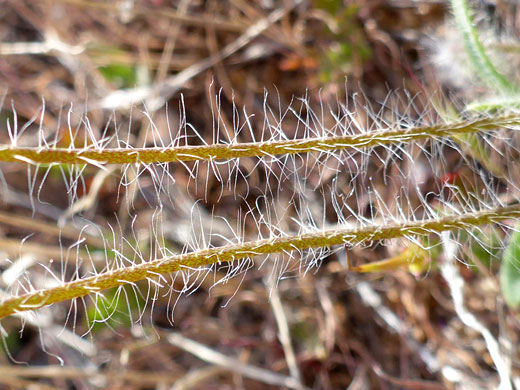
[451,0,516,93]
[1,203,519,319]
[1,115,518,165]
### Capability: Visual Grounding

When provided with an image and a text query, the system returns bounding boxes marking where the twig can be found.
[167,332,308,390]
[97,0,304,110]
[268,280,302,385]
[440,231,512,390]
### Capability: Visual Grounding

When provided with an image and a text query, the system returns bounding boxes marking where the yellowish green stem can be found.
[1,115,518,165]
[1,203,519,319]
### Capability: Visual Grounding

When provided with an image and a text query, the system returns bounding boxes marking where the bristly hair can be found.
[0,89,520,337]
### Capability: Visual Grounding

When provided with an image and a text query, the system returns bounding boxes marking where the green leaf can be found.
[451,0,517,93]
[314,0,342,14]
[85,285,144,333]
[469,228,501,269]
[467,95,520,111]
[99,64,136,88]
[500,226,520,308]
[1,328,21,357]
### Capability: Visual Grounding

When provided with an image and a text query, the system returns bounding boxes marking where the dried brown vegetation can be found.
[1,1,520,390]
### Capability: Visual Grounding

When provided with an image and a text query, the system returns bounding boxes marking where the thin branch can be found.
[440,231,512,390]
[167,332,308,390]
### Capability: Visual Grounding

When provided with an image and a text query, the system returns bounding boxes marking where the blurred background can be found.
[1,1,520,389]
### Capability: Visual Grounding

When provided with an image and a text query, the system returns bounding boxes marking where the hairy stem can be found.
[1,115,518,165]
[451,0,516,93]
[1,203,519,319]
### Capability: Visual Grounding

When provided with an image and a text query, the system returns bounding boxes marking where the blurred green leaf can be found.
[500,226,520,308]
[1,328,21,357]
[86,285,144,333]
[316,3,371,84]
[470,229,502,269]
[99,64,136,88]
[292,320,326,358]
[314,0,342,14]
